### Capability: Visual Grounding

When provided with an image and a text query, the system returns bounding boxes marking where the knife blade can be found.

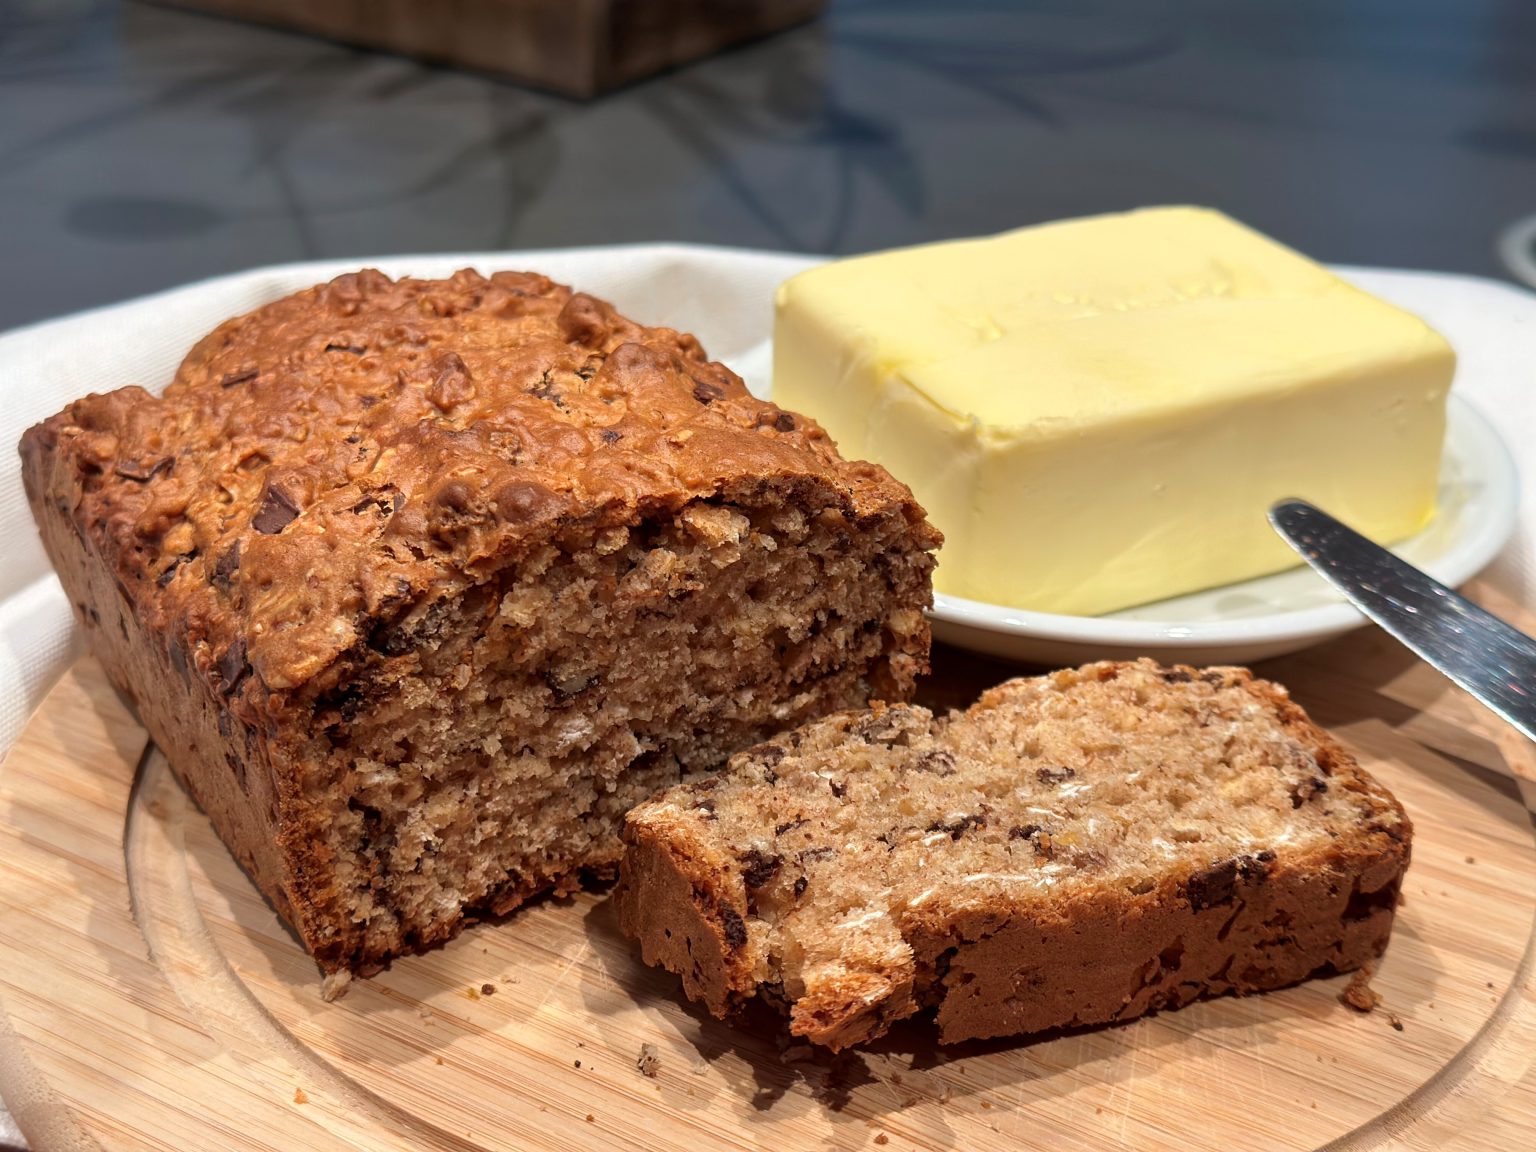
[1268,498,1536,744]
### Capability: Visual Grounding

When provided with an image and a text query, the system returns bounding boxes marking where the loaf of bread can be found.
[20,269,939,986]
[615,659,1411,1049]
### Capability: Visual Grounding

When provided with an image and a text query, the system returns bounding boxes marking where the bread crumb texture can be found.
[617,659,1411,1049]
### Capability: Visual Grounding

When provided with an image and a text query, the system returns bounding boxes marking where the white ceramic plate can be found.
[925,394,1518,665]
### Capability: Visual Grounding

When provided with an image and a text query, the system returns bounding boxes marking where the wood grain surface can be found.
[1,617,1535,1151]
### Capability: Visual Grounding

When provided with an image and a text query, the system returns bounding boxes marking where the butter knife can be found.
[1268,499,1536,744]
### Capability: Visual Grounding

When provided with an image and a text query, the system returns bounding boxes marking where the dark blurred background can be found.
[4,0,1536,331]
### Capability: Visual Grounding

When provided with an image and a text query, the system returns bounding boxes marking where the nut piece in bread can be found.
[615,659,1410,1048]
[20,268,940,982]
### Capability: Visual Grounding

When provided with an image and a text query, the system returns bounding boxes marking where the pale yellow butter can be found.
[772,207,1454,615]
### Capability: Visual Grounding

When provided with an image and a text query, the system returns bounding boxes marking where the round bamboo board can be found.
[1,616,1534,1151]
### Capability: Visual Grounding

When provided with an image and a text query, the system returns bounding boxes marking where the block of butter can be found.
[772,207,1454,615]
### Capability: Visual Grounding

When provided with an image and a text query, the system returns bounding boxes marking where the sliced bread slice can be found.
[615,659,1411,1049]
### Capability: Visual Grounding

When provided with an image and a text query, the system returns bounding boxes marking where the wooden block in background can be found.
[153,0,827,97]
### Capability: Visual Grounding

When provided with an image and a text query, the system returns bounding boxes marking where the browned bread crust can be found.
[20,269,939,980]
[615,660,1411,1049]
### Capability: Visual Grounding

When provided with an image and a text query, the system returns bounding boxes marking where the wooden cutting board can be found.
[2,610,1535,1151]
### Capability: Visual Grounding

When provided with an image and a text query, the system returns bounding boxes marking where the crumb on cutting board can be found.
[636,1042,662,1078]
[293,1088,308,1105]
[481,983,496,996]
[1339,965,1380,1013]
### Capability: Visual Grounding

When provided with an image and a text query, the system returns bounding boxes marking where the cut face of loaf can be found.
[20,269,940,981]
[615,659,1411,1049]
